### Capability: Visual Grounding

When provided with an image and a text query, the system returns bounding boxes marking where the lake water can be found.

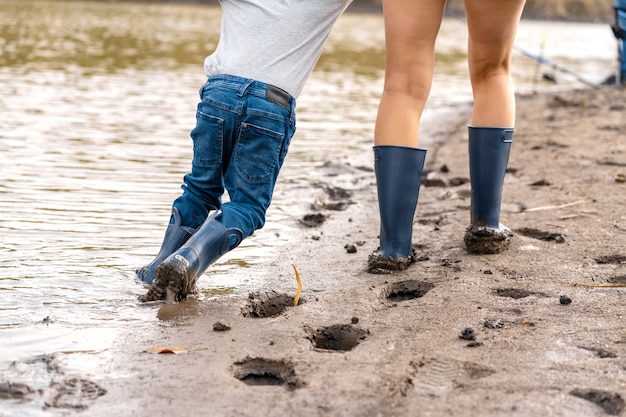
[0,1,616,415]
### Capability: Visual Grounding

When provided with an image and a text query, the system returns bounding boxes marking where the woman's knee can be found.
[468,57,511,85]
[464,0,525,79]
[383,80,430,108]
[383,58,435,106]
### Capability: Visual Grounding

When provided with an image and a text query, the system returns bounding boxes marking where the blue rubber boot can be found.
[139,212,243,302]
[136,208,197,284]
[617,0,626,86]
[368,146,427,274]
[464,126,514,254]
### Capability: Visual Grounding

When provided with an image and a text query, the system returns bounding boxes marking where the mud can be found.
[514,226,566,242]
[212,321,231,332]
[241,291,296,318]
[1,354,106,413]
[305,323,369,352]
[5,86,625,417]
[0,382,34,399]
[44,378,107,410]
[367,250,417,274]
[570,389,625,415]
[463,223,514,254]
[299,213,328,227]
[595,254,626,264]
[382,280,435,302]
[232,357,304,390]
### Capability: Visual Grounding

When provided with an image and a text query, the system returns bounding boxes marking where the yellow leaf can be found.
[292,264,302,307]
[146,346,188,354]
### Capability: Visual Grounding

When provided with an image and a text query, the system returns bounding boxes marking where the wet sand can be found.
[6,85,626,416]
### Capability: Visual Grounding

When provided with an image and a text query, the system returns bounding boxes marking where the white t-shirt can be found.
[204,0,353,98]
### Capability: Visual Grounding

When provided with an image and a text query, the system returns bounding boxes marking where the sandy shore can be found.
[18,85,626,416]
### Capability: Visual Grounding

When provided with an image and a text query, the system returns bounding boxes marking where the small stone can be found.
[484,319,505,329]
[344,244,357,254]
[351,316,359,324]
[213,321,231,332]
[459,327,476,340]
[559,295,572,305]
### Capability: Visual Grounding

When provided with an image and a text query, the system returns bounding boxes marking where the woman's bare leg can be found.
[369,0,446,273]
[464,0,526,127]
[374,0,447,147]
[463,0,526,254]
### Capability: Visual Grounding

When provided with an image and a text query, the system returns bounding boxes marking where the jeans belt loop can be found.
[237,79,254,98]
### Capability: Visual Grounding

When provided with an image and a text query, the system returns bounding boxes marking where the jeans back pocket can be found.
[234,120,286,184]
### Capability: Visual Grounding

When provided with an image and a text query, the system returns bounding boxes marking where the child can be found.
[138,0,353,301]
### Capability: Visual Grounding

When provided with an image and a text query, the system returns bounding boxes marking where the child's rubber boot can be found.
[139,212,243,302]
[464,126,514,254]
[368,146,427,274]
[136,207,196,284]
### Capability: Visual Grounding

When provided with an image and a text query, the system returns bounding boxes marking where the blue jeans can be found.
[173,74,296,238]
[617,0,626,76]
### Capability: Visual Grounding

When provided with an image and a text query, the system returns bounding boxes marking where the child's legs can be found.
[464,0,526,127]
[220,89,295,238]
[375,0,446,147]
[173,81,242,229]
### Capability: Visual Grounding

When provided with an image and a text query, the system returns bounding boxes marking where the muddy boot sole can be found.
[367,248,416,274]
[464,224,513,254]
[138,283,167,303]
[152,255,199,302]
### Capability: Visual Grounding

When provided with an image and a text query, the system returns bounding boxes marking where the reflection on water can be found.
[0,0,616,415]
[0,0,220,71]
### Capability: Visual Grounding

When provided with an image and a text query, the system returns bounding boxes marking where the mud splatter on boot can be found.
[465,126,514,255]
[368,146,426,274]
[367,248,416,274]
[139,214,242,303]
[463,223,513,254]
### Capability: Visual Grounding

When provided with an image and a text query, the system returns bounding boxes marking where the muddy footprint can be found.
[305,323,369,352]
[242,291,295,318]
[570,388,625,415]
[515,227,565,243]
[382,280,435,303]
[232,357,303,390]
[45,377,107,410]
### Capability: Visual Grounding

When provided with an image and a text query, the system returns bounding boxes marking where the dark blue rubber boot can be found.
[139,212,243,302]
[368,146,427,274]
[464,126,514,254]
[136,208,197,284]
